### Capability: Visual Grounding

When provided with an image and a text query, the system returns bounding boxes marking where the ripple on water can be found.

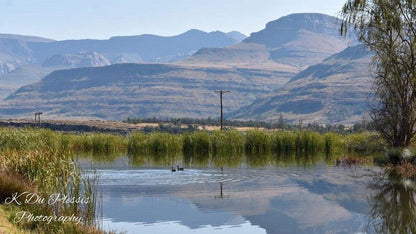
[84,166,348,187]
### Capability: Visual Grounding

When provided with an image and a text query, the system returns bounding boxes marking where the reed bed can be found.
[0,127,384,161]
[245,130,272,155]
[124,129,383,161]
[126,130,383,169]
[271,131,326,155]
[211,130,245,156]
[0,127,103,233]
[128,132,182,156]
[71,133,127,155]
[183,131,210,157]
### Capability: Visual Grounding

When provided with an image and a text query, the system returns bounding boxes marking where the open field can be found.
[0,119,267,134]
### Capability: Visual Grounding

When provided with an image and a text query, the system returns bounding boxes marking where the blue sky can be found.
[1,0,345,40]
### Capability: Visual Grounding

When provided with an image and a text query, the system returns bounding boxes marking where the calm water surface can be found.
[79,155,415,234]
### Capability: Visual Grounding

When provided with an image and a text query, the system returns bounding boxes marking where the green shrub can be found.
[345,132,383,154]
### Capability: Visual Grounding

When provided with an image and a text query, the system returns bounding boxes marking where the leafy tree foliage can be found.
[341,0,416,146]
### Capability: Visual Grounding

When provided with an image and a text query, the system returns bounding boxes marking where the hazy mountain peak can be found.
[181,29,208,36]
[226,31,247,42]
[265,13,340,32]
[267,13,339,26]
[180,29,246,43]
[244,13,341,48]
[183,13,353,70]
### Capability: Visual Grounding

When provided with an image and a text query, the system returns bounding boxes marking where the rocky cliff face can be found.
[0,38,35,77]
[42,52,111,68]
[0,62,18,77]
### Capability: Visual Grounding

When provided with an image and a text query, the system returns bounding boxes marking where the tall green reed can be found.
[0,127,100,232]
[245,130,272,155]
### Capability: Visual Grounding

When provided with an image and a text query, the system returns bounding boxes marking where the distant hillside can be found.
[0,30,245,98]
[178,43,299,71]
[232,45,373,124]
[180,13,356,70]
[0,38,33,64]
[0,63,294,120]
[0,65,57,100]
[28,29,245,64]
[0,34,54,43]
[0,34,54,66]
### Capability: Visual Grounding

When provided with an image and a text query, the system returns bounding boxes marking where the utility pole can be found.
[214,90,229,130]
[34,112,43,125]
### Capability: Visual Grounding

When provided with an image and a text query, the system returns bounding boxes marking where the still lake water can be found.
[79,155,415,234]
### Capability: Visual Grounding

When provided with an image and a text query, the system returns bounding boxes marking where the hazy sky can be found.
[1,0,345,40]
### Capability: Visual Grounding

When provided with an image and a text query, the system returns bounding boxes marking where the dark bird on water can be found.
[171,167,176,172]
[176,165,184,171]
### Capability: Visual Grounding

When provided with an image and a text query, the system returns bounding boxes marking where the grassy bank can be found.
[0,127,104,233]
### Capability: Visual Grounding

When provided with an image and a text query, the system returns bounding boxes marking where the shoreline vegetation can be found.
[0,127,105,233]
[0,125,413,233]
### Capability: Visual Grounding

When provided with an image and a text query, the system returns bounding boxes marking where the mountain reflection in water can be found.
[79,154,416,233]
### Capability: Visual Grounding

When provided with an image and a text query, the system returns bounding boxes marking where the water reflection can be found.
[81,151,339,170]
[76,152,416,233]
[128,153,183,167]
[83,163,375,233]
[367,175,416,233]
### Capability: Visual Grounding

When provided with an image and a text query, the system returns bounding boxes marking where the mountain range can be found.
[0,30,246,98]
[2,64,292,119]
[0,13,373,124]
[0,30,245,71]
[179,13,357,70]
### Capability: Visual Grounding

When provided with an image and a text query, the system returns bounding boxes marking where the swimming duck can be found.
[177,165,184,171]
[171,167,176,172]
